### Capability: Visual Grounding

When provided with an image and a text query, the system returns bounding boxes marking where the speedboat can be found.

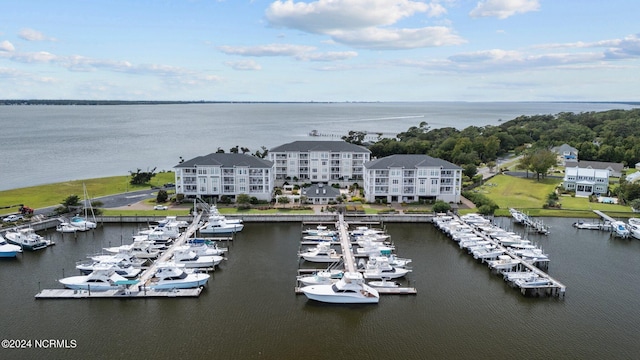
[88,252,148,268]
[148,262,210,290]
[186,238,228,254]
[627,223,640,240]
[0,234,22,257]
[297,270,343,286]
[184,241,227,256]
[301,272,379,304]
[362,257,411,279]
[612,221,630,238]
[515,276,553,288]
[298,243,342,263]
[4,228,53,251]
[172,248,221,268]
[56,222,78,233]
[303,225,336,237]
[104,239,160,259]
[367,278,400,288]
[59,264,129,291]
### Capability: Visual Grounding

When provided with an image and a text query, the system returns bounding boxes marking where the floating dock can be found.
[35,213,208,300]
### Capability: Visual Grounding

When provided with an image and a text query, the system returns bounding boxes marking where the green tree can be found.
[62,194,81,207]
[156,190,168,203]
[236,193,251,205]
[129,167,157,185]
[432,200,451,213]
[529,149,557,180]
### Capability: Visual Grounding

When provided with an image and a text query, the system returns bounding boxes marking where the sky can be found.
[1,0,639,102]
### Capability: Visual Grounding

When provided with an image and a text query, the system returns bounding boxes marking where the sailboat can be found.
[70,183,97,231]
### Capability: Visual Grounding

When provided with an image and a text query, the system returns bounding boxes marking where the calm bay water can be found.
[0,102,637,191]
[1,218,639,359]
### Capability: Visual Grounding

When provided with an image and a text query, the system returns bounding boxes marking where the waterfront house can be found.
[363,154,462,204]
[564,160,624,178]
[268,141,371,186]
[174,153,274,202]
[562,167,609,197]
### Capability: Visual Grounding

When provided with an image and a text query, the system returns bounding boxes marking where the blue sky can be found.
[1,0,639,102]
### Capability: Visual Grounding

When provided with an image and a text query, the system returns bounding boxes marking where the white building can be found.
[174,153,274,201]
[268,141,371,186]
[563,167,609,197]
[363,154,462,204]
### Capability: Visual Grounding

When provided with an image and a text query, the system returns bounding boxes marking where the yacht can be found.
[487,255,520,271]
[298,243,342,263]
[148,262,210,290]
[297,270,343,286]
[0,234,22,257]
[367,278,400,288]
[76,259,142,278]
[362,257,411,280]
[300,272,379,304]
[184,241,227,256]
[104,239,160,259]
[69,214,97,231]
[199,215,244,234]
[87,252,148,268]
[59,264,129,291]
[172,248,221,268]
[4,228,53,251]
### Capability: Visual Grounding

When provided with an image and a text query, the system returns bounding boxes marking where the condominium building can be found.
[174,153,274,201]
[268,141,371,185]
[363,154,462,203]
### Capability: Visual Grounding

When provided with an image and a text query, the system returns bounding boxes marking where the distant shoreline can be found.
[1,100,639,106]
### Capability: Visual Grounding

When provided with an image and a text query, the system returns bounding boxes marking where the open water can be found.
[0,102,636,191]
[1,218,639,359]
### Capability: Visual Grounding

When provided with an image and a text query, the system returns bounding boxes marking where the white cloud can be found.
[0,40,15,52]
[470,0,540,19]
[19,28,56,41]
[219,43,316,57]
[225,60,262,70]
[265,0,460,50]
[218,43,357,62]
[332,26,465,50]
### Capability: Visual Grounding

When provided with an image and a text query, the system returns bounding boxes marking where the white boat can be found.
[59,264,130,291]
[303,225,336,237]
[199,215,244,234]
[627,223,640,240]
[172,248,221,268]
[186,238,228,255]
[515,277,553,288]
[362,257,411,279]
[612,221,630,238]
[300,271,380,304]
[572,220,604,230]
[88,252,148,268]
[297,270,343,286]
[4,228,53,251]
[148,262,210,290]
[0,234,22,257]
[56,222,78,233]
[104,239,160,259]
[367,278,400,288]
[76,259,142,278]
[183,241,227,256]
[69,215,97,231]
[385,254,412,268]
[355,240,394,256]
[487,255,520,271]
[509,208,528,224]
[298,243,342,263]
[157,215,189,228]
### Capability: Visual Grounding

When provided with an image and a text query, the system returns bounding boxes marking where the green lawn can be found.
[0,172,175,215]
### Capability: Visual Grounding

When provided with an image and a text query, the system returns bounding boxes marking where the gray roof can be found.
[551,144,578,154]
[270,140,370,153]
[302,184,341,198]
[566,160,624,172]
[365,154,461,170]
[175,153,273,168]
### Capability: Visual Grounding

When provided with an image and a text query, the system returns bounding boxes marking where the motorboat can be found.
[0,234,22,257]
[573,220,605,230]
[88,252,148,268]
[59,264,129,291]
[509,208,528,224]
[362,257,411,279]
[157,216,189,228]
[515,276,553,288]
[302,235,338,242]
[612,221,630,238]
[148,262,210,290]
[385,254,412,268]
[76,259,142,278]
[367,278,400,288]
[186,238,228,255]
[184,241,227,256]
[487,255,520,271]
[4,228,53,251]
[172,248,221,268]
[355,240,394,257]
[627,223,640,240]
[303,225,336,237]
[199,216,244,234]
[104,239,160,259]
[297,270,343,286]
[300,271,379,304]
[56,222,78,233]
[298,243,342,263]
